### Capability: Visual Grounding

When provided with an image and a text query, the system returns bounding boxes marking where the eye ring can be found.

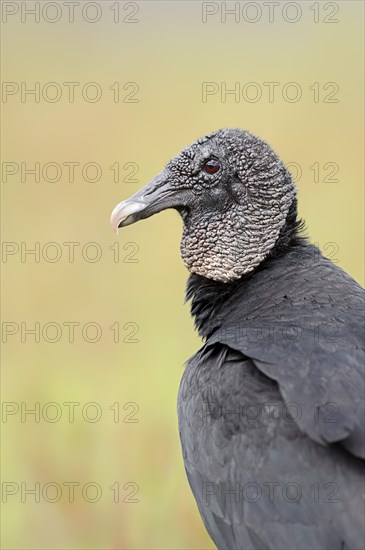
[203,158,220,175]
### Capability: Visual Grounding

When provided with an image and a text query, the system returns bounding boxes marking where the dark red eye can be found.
[203,158,220,175]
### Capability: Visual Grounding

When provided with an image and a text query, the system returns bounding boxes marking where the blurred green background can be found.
[1,1,364,549]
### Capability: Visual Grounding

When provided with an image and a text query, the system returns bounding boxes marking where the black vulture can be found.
[111,129,365,550]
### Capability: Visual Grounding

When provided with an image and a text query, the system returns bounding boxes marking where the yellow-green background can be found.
[1,1,364,548]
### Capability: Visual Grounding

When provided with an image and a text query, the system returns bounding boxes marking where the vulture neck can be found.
[186,206,306,339]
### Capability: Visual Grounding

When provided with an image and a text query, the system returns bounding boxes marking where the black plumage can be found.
[180,243,364,549]
[111,129,365,549]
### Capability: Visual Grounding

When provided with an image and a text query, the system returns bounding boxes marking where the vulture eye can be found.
[203,158,220,175]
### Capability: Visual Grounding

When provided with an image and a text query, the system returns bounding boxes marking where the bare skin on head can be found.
[111,129,297,282]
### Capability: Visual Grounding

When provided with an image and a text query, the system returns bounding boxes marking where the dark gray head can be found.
[111,129,297,283]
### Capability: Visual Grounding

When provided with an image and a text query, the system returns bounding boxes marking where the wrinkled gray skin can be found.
[176,130,295,282]
[111,129,296,282]
[111,129,365,550]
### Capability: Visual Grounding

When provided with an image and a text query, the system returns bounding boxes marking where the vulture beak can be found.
[110,170,185,232]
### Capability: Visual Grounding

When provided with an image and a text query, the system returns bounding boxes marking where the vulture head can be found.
[111,129,297,283]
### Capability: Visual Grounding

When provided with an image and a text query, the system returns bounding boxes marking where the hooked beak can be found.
[110,170,186,233]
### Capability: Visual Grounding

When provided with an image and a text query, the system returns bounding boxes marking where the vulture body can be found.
[111,129,365,549]
[180,240,364,550]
